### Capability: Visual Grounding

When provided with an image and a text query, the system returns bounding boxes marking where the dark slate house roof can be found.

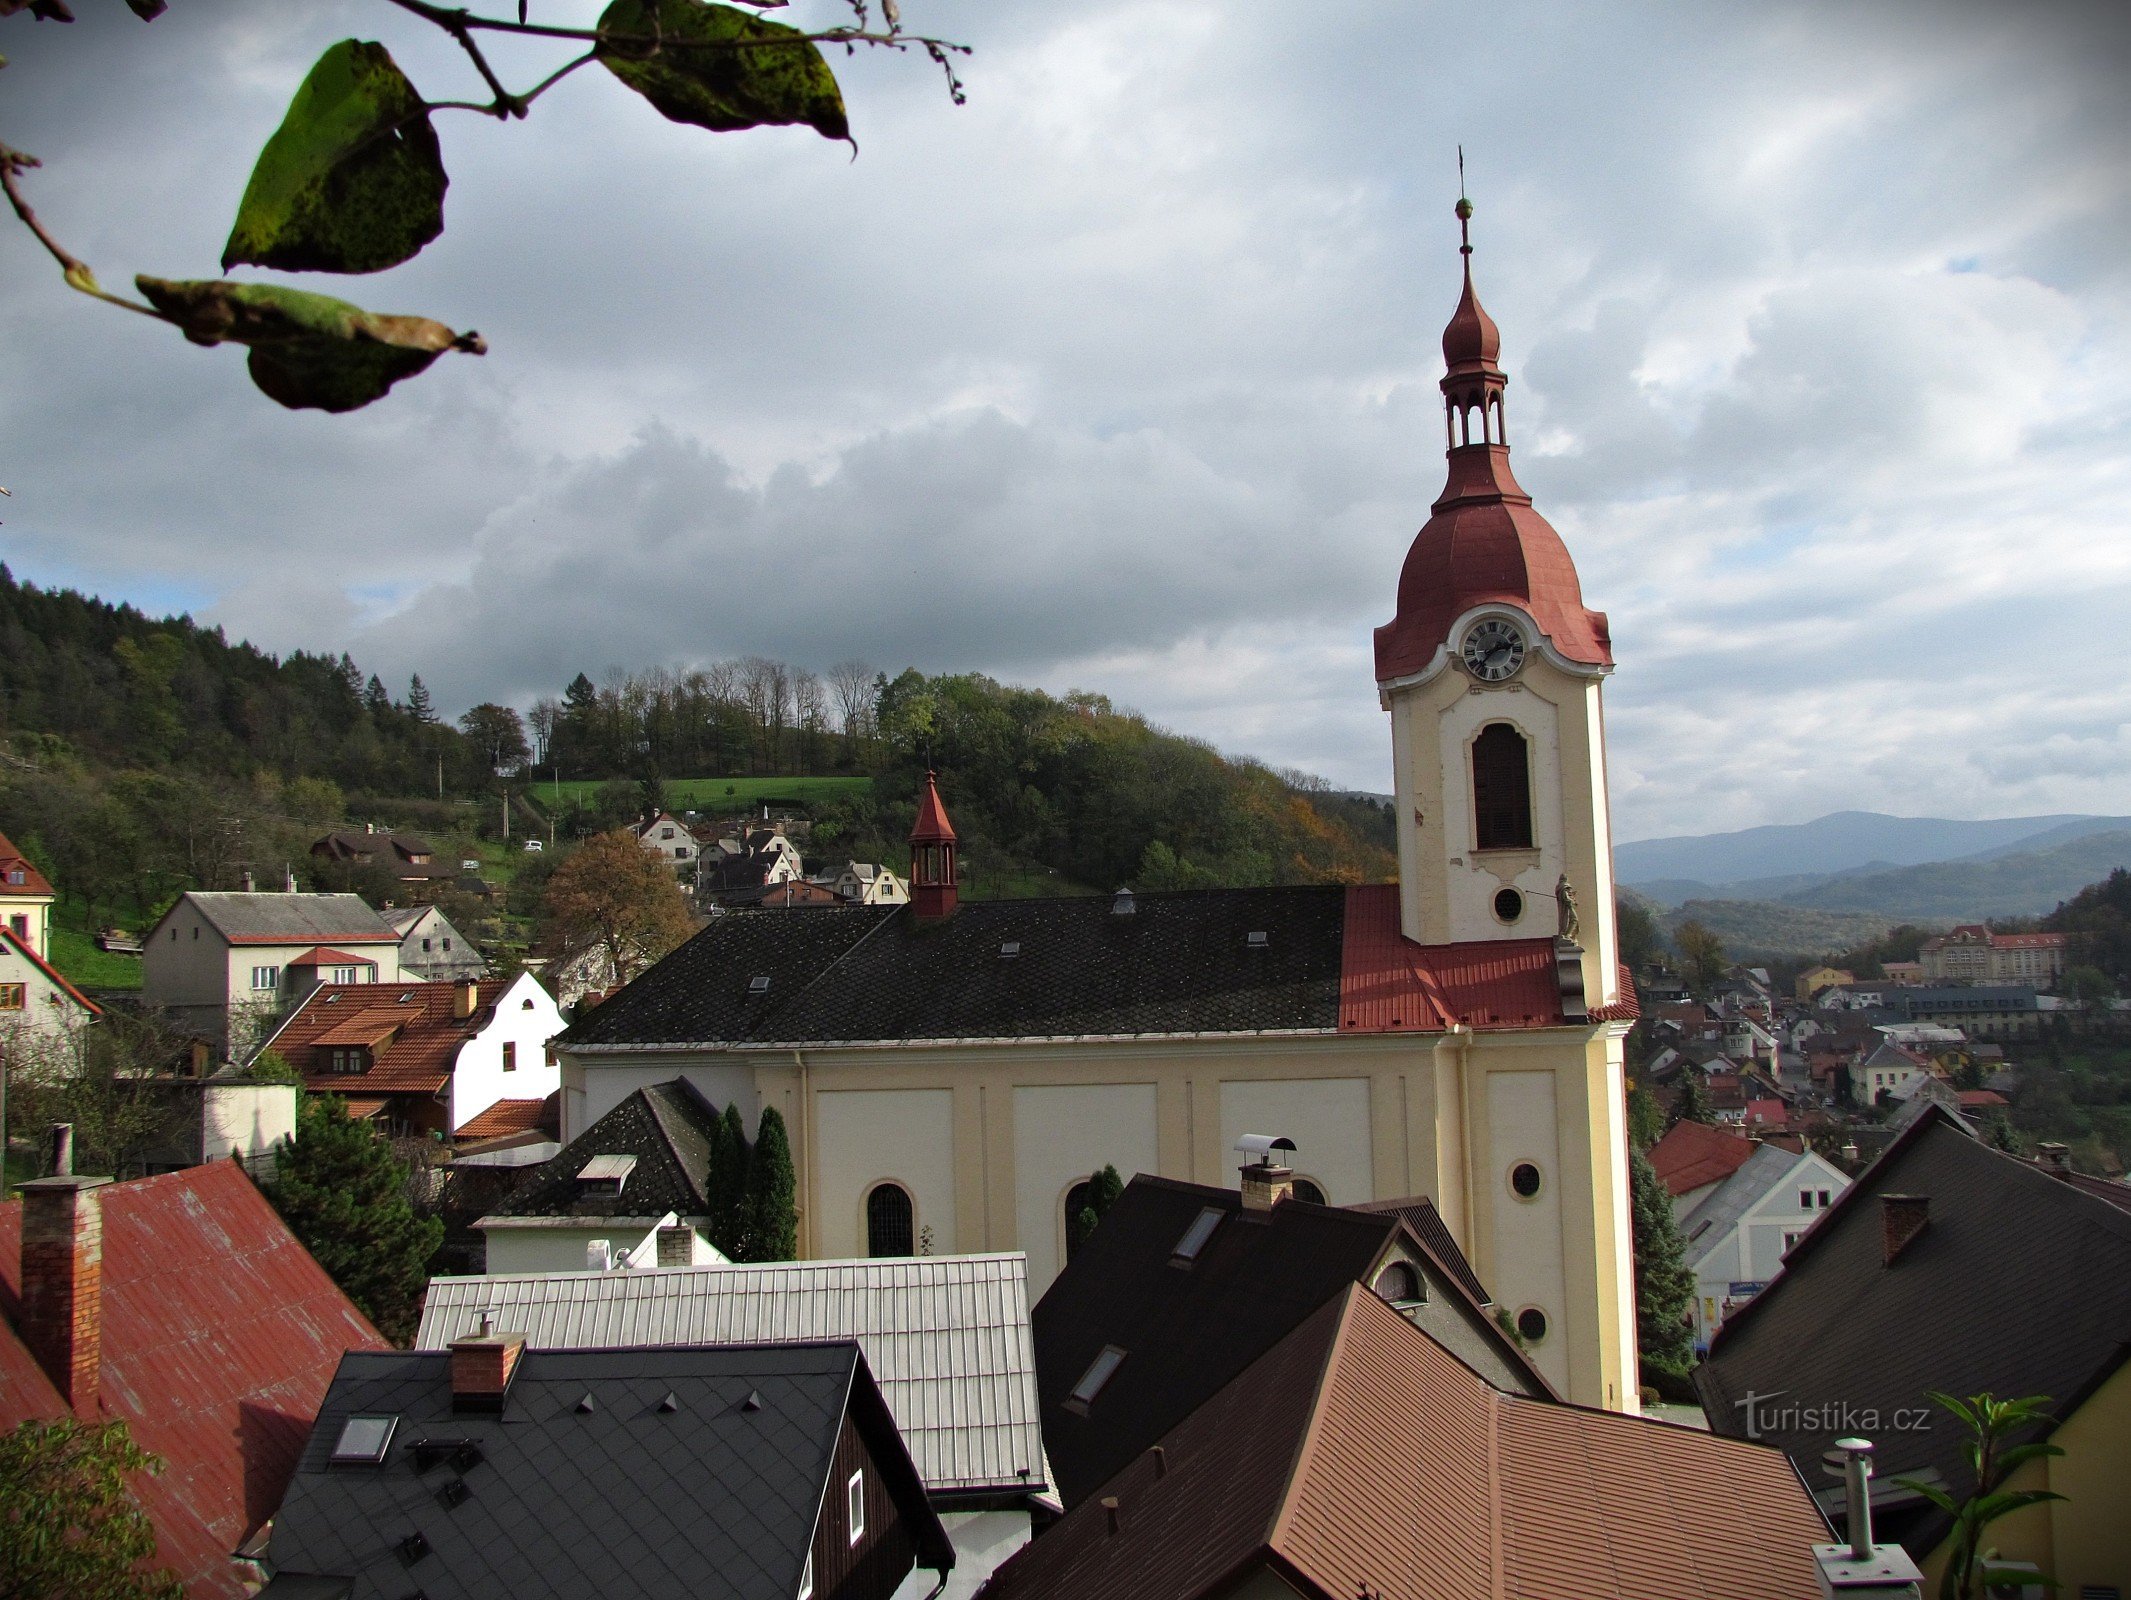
[1697,1105,2131,1557]
[486,1079,722,1221]
[1031,1174,1549,1507]
[563,884,1591,1050]
[261,1342,953,1600]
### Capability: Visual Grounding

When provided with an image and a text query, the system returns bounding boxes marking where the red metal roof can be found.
[0,1161,384,1597]
[0,924,102,1016]
[0,830,56,899]
[1337,884,1562,1031]
[908,769,957,843]
[1647,1118,1758,1197]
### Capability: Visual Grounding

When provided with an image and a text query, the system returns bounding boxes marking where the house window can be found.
[4,868,21,884]
[1784,1231,1803,1251]
[1818,1190,1831,1207]
[422,937,433,952]
[797,1552,813,1600]
[846,1471,865,1545]
[1515,1307,1549,1343]
[251,966,280,991]
[325,1047,367,1074]
[442,938,452,951]
[866,1184,914,1257]
[0,984,23,1011]
[1472,723,1534,850]
[331,966,359,984]
[501,1041,517,1073]
[1799,1189,1813,1209]
[6,914,24,940]
[1374,1260,1423,1305]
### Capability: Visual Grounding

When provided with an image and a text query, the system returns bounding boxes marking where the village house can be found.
[631,809,699,873]
[0,828,55,956]
[261,1337,953,1600]
[418,1251,1050,1599]
[1699,1106,2131,1590]
[834,862,912,905]
[382,902,488,982]
[1794,965,1854,1002]
[554,225,1650,1414]
[309,825,459,888]
[0,1130,385,1599]
[0,921,100,1069]
[142,890,405,1060]
[254,972,565,1138]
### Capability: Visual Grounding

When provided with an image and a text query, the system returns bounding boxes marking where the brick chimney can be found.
[1236,1135,1297,1214]
[2036,1142,2070,1174]
[18,1124,112,1417]
[1880,1194,1929,1266]
[449,1324,527,1413]
[453,980,480,1021]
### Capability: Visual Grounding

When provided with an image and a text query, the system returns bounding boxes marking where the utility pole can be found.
[501,786,509,841]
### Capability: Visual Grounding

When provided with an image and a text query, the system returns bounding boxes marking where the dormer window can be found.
[577,1155,636,1195]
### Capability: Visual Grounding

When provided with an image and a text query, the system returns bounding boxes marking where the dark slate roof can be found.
[1030,1174,1547,1507]
[263,1342,952,1600]
[1697,1105,2131,1557]
[1346,1195,1491,1305]
[564,888,1351,1048]
[487,1079,722,1221]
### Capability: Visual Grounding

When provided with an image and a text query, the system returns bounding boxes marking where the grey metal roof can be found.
[416,1253,1047,1499]
[1678,1143,1811,1269]
[179,891,400,943]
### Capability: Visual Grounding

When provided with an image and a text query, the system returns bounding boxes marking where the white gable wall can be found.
[450,971,568,1130]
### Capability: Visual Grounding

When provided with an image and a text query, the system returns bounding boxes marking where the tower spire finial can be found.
[1456,146,1473,255]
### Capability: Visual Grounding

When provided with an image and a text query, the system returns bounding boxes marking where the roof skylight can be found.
[1069,1345,1126,1406]
[1000,941,1021,959]
[748,975,772,994]
[1171,1206,1224,1262]
[1246,930,1268,948]
[330,1415,398,1465]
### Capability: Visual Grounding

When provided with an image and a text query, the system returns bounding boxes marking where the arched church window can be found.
[1291,1178,1327,1206]
[866,1183,914,1257]
[1064,1178,1097,1262]
[1472,723,1533,851]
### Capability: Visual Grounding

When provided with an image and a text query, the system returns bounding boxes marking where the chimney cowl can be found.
[1880,1194,1930,1266]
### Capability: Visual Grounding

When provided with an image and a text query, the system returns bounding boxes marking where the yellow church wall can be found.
[1012,1082,1161,1286]
[811,1086,958,1260]
[1920,1355,2131,1593]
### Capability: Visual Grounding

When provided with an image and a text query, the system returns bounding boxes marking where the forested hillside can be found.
[0,567,1394,948]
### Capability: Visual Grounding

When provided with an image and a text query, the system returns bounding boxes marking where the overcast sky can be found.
[3,0,2128,841]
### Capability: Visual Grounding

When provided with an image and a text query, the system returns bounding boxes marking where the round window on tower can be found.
[1515,1307,1549,1344]
[1510,1162,1543,1200]
[1493,887,1524,923]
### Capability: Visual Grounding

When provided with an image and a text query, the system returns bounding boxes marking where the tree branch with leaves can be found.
[1,0,967,410]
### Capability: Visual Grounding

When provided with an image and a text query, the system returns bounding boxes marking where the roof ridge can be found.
[1264,1285,1370,1563]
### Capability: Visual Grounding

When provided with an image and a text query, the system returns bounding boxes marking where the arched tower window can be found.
[865,1183,914,1257]
[1473,722,1533,851]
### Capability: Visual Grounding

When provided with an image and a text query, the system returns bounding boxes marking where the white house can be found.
[0,830,56,958]
[445,970,568,1133]
[1676,1140,1851,1350]
[0,924,100,1071]
[633,812,699,874]
[1855,1040,1933,1107]
[142,891,403,1060]
[833,862,910,905]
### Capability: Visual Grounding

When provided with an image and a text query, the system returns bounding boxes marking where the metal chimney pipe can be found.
[46,1122,72,1178]
[1836,1437,1875,1561]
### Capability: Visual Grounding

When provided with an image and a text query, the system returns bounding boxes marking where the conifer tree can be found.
[406,674,436,724]
[1672,1071,1714,1127]
[1068,1164,1125,1256]
[262,1097,442,1345]
[1630,1145,1697,1380]
[706,1104,751,1259]
[743,1108,798,1262]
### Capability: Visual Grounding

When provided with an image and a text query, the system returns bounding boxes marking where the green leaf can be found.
[596,0,848,142]
[1894,1476,1962,1515]
[222,40,446,275]
[135,277,484,413]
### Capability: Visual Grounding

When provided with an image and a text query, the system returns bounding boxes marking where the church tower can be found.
[1376,198,1637,1412]
[908,770,959,920]
[1374,197,1622,1014]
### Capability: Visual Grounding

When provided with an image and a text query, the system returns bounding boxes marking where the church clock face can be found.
[1461,617,1527,682]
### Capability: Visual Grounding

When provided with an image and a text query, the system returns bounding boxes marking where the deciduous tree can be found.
[537,829,694,988]
[0,1417,182,1600]
[1674,919,1727,1000]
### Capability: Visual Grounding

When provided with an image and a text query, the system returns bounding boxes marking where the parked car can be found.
[460,858,481,871]
[523,839,543,852]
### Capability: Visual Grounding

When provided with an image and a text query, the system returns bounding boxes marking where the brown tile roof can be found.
[0,1162,384,1598]
[455,1094,558,1141]
[268,979,505,1097]
[285,946,380,968]
[987,1286,1828,1600]
[1647,1118,1758,1197]
[0,830,55,898]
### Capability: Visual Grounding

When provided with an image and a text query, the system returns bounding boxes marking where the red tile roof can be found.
[1338,885,1563,1031]
[1957,1089,2009,1108]
[1742,1099,1790,1127]
[0,1161,383,1597]
[454,1095,558,1141]
[1648,1118,1758,1197]
[0,924,102,1015]
[285,946,381,968]
[0,830,55,899]
[988,1284,1825,1600]
[267,979,505,1097]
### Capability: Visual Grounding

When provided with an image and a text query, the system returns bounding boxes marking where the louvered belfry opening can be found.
[1471,723,1533,851]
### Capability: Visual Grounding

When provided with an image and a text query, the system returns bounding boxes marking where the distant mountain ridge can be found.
[1616,810,2130,889]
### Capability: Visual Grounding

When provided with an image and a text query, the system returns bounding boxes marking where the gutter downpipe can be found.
[1451,1021,1476,1253]
[792,1047,813,1258]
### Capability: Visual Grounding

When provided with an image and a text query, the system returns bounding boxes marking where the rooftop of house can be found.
[310,830,454,877]
[1698,1105,2131,1557]
[479,1078,721,1223]
[262,1340,952,1600]
[262,979,517,1098]
[452,1094,559,1143]
[1679,1143,1828,1267]
[0,829,55,899]
[987,1284,1829,1600]
[416,1252,1046,1500]
[1647,1118,1758,1198]
[162,891,402,947]
[1031,1172,1546,1508]
[563,884,1629,1052]
[0,1161,385,1599]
